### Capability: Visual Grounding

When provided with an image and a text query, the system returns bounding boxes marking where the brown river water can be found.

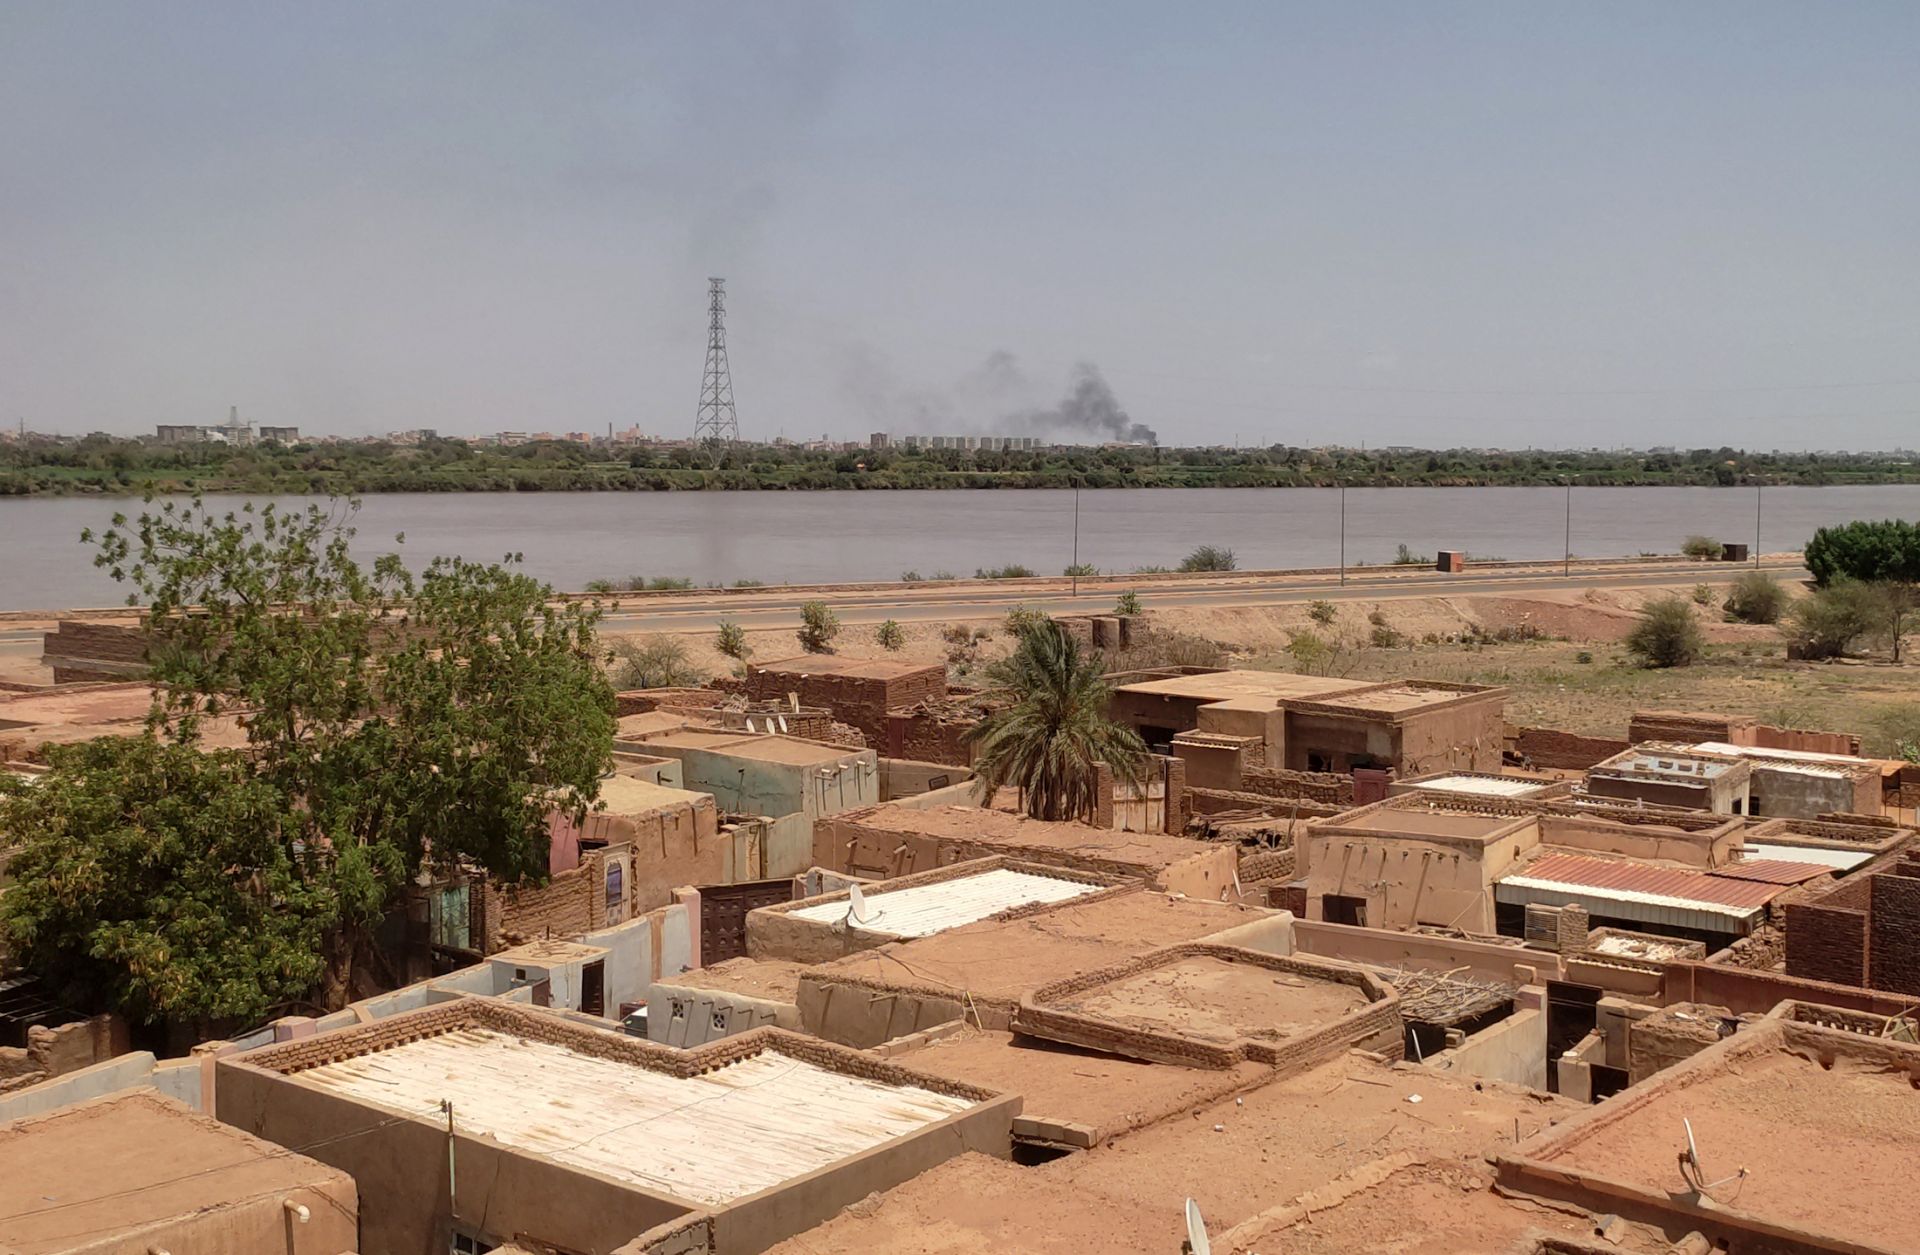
[4,485,1918,612]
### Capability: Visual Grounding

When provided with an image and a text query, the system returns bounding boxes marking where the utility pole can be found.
[1071,486,1081,598]
[1564,478,1573,578]
[693,278,739,443]
[1754,481,1763,568]
[1339,483,1347,586]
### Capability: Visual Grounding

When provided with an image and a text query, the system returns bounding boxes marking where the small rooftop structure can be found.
[1496,851,1810,936]
[220,998,1015,1255]
[1498,1015,1920,1253]
[1738,814,1913,873]
[750,856,1120,963]
[1584,744,1753,816]
[1013,943,1399,1069]
[815,802,1237,898]
[1688,739,1889,819]
[0,1090,358,1255]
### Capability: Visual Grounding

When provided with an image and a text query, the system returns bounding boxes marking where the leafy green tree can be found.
[875,619,905,651]
[1804,519,1920,586]
[964,620,1147,822]
[1681,535,1722,560]
[0,737,328,1029]
[797,600,840,653]
[31,497,617,1015]
[1625,597,1706,668]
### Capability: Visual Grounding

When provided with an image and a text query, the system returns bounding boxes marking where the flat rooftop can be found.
[1032,953,1368,1052]
[0,1090,351,1255]
[0,683,154,728]
[1594,750,1744,780]
[844,803,1221,869]
[1335,806,1528,841]
[643,729,864,765]
[1508,1021,1920,1252]
[668,956,809,1003]
[811,890,1275,1005]
[1111,669,1373,703]
[594,774,710,814]
[752,655,940,680]
[786,866,1103,937]
[1402,772,1558,798]
[289,1024,975,1207]
[765,1054,1582,1254]
[1299,682,1483,714]
[1693,740,1882,770]
[881,1028,1272,1148]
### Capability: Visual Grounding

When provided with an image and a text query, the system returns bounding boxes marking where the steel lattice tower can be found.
[693,277,739,442]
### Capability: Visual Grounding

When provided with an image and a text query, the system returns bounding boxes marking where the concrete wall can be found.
[1749,764,1878,821]
[1292,919,1557,986]
[646,982,797,1047]
[669,744,879,820]
[878,757,973,801]
[0,1053,199,1122]
[1304,823,1535,933]
[1426,1006,1547,1089]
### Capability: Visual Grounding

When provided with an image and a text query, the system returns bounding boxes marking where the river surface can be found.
[3,485,1918,611]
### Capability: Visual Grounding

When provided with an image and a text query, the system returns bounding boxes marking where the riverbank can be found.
[6,440,1920,497]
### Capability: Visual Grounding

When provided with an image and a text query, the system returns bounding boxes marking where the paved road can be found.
[0,558,1804,657]
[595,559,1807,634]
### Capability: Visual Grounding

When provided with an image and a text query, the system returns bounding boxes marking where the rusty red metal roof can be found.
[1505,853,1788,910]
[1710,858,1833,886]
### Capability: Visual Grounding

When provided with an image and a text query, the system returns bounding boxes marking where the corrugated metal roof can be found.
[786,868,1101,937]
[1741,842,1876,872]
[1501,853,1785,909]
[296,1028,973,1206]
[1712,858,1833,886]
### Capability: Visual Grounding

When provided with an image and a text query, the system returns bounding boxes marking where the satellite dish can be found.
[847,882,874,925]
[1183,1198,1211,1255]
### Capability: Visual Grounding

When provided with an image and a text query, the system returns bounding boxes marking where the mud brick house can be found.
[216,999,1015,1255]
[1109,669,1506,787]
[739,656,945,745]
[1784,844,1920,993]
[0,1090,359,1254]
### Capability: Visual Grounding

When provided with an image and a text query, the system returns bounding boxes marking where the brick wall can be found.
[1754,725,1863,756]
[1627,710,1751,745]
[743,662,946,744]
[886,707,978,766]
[1239,767,1354,805]
[1511,726,1630,770]
[476,854,610,951]
[1785,903,1867,987]
[1868,874,1920,997]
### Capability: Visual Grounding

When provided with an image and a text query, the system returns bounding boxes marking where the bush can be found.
[1786,582,1879,659]
[1625,597,1706,668]
[1391,543,1430,566]
[1104,630,1228,673]
[1574,650,1594,664]
[931,570,957,581]
[1178,545,1236,573]
[1132,564,1172,574]
[1063,563,1099,577]
[875,619,905,651]
[607,636,705,689]
[900,570,924,582]
[976,563,1036,580]
[797,601,840,653]
[1307,599,1337,627]
[1369,623,1404,649]
[1691,583,1717,606]
[1004,606,1049,637]
[1682,535,1721,560]
[1114,591,1142,616]
[1722,572,1788,624]
[940,623,973,646]
[731,579,764,588]
[715,620,749,661]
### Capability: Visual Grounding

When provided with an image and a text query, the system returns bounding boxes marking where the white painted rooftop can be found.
[1408,774,1549,798]
[1693,741,1877,773]
[1741,842,1876,872]
[294,1028,973,1206]
[786,867,1102,937]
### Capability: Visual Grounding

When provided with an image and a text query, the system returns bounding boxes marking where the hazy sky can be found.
[4,3,1919,449]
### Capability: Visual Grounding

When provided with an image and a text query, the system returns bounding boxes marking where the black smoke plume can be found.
[1014,363,1157,445]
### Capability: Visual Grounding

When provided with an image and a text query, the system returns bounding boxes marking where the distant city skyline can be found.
[3,3,1917,450]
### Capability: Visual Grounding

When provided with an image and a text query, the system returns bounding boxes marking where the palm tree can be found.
[965,619,1148,821]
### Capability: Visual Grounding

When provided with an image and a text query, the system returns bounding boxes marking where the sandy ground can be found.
[1540,1048,1920,1250]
